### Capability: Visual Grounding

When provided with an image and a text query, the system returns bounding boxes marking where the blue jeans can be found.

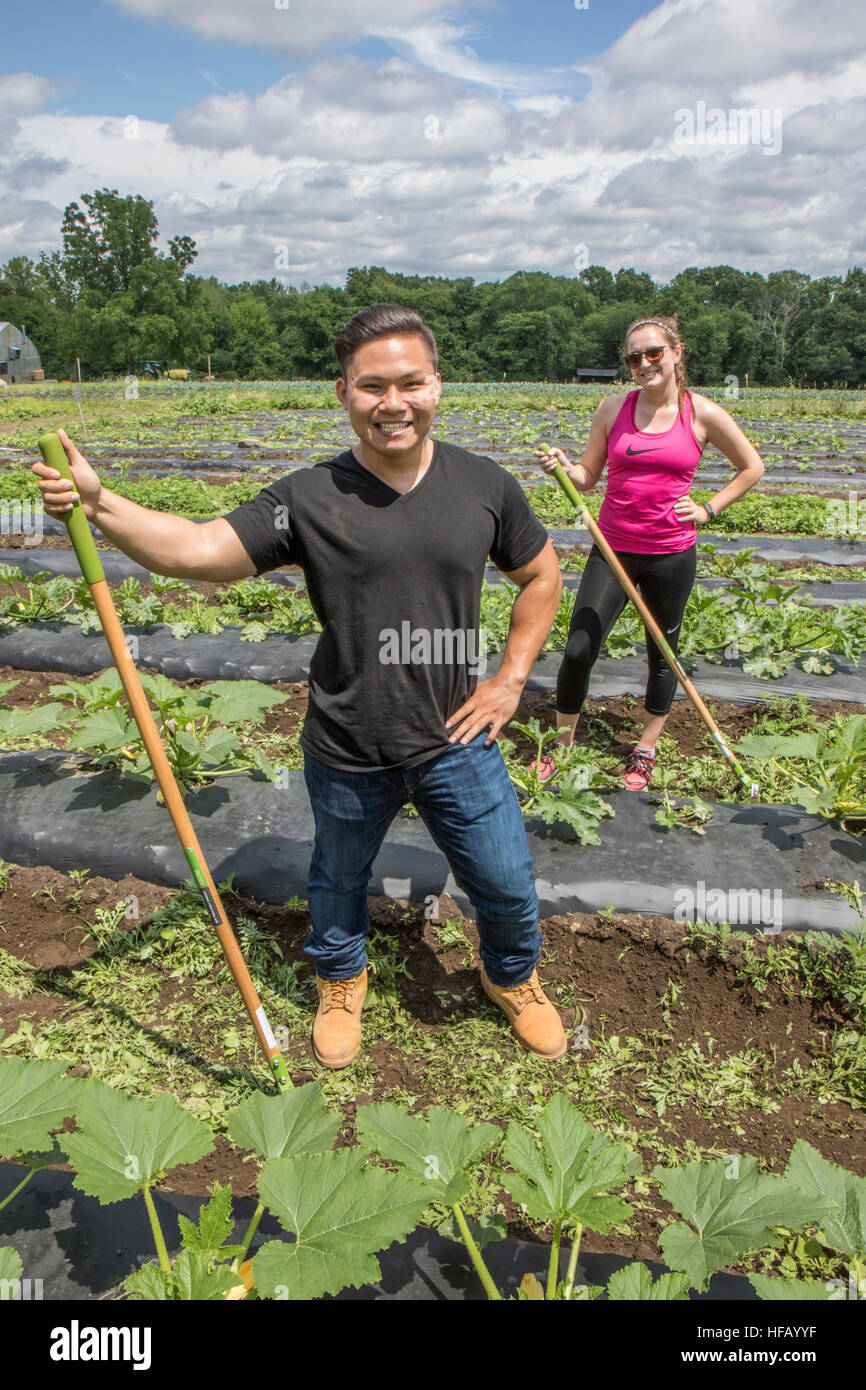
[302,732,542,987]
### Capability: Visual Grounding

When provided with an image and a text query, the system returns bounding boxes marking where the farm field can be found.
[0,379,864,1302]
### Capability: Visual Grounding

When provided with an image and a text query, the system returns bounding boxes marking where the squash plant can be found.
[735,716,866,823]
[48,669,289,791]
[503,717,616,845]
[2,1056,863,1302]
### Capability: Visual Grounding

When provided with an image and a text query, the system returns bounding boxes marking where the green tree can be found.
[579,265,616,303]
[61,188,161,299]
[223,296,283,379]
[757,269,811,382]
[612,268,657,304]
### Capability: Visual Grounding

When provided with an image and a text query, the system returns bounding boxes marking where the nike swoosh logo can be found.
[625,445,663,455]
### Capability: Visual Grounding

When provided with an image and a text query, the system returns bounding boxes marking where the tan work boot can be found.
[480,966,567,1059]
[311,969,367,1069]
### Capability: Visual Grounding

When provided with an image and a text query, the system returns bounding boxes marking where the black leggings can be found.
[557,544,697,718]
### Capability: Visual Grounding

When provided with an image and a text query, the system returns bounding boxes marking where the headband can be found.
[629,319,676,335]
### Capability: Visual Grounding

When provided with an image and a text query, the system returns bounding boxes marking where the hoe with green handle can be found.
[538,443,759,799]
[37,431,293,1090]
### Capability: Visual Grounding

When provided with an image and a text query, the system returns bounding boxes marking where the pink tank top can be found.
[597,390,703,553]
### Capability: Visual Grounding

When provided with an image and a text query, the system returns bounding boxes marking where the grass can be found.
[0,946,37,999]
[2,877,863,1134]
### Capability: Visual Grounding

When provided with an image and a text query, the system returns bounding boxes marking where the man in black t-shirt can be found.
[32,303,569,1068]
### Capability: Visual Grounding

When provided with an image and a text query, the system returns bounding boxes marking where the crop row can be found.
[2,562,863,680]
[1,662,864,827]
[2,1058,864,1301]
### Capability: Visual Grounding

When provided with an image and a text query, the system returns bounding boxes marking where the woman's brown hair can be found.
[622,315,691,419]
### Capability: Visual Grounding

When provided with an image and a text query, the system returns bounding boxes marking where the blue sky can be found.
[4,1,654,121]
[2,0,863,286]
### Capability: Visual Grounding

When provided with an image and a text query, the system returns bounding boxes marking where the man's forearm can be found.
[92,488,208,578]
[496,574,562,687]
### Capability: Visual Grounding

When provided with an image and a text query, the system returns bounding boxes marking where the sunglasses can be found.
[625,345,666,367]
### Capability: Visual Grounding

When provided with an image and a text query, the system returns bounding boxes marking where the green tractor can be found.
[136,360,163,379]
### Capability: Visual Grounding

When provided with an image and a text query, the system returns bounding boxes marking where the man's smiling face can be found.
[336,334,441,458]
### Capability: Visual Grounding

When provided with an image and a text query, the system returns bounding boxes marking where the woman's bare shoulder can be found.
[595,391,630,420]
[688,390,725,423]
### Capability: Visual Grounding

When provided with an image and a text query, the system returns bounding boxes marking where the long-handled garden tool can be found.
[538,444,759,799]
[37,431,293,1090]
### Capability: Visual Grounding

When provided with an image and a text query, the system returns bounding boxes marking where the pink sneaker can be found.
[536,739,566,784]
[623,746,656,791]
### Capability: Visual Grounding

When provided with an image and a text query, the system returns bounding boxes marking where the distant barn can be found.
[0,323,43,384]
[573,367,618,384]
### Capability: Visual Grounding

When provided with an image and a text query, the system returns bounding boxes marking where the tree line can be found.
[1,188,863,386]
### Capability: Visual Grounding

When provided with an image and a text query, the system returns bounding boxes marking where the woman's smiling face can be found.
[625,326,680,387]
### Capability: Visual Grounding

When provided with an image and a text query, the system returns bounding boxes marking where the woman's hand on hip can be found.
[673,495,710,525]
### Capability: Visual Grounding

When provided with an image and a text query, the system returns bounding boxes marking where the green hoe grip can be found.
[551,461,582,510]
[37,431,105,585]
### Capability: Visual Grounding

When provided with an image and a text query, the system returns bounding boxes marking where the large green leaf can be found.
[356,1102,499,1206]
[735,732,820,760]
[0,1246,22,1295]
[785,1141,866,1258]
[535,786,614,845]
[68,706,134,753]
[252,1148,431,1300]
[0,1057,81,1159]
[227,1082,341,1161]
[503,1094,638,1226]
[836,715,866,753]
[200,729,242,766]
[139,672,187,709]
[563,1193,632,1234]
[654,1156,835,1292]
[197,680,289,726]
[748,1272,836,1301]
[65,1082,213,1203]
[607,1262,691,1300]
[0,703,66,739]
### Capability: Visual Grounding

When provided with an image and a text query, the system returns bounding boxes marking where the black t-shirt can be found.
[222,440,549,771]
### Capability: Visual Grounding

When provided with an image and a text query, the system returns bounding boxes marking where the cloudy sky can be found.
[2,0,863,287]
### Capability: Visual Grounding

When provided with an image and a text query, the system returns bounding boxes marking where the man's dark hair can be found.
[334,303,438,378]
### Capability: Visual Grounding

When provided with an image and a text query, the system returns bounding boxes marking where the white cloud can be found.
[0,73,58,112]
[169,55,513,164]
[1,1,863,287]
[602,0,861,84]
[106,0,490,56]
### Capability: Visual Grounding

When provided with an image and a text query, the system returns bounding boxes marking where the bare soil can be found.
[0,861,862,1265]
[3,665,860,775]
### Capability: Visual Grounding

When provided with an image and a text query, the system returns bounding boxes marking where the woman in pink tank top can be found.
[533,314,765,790]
